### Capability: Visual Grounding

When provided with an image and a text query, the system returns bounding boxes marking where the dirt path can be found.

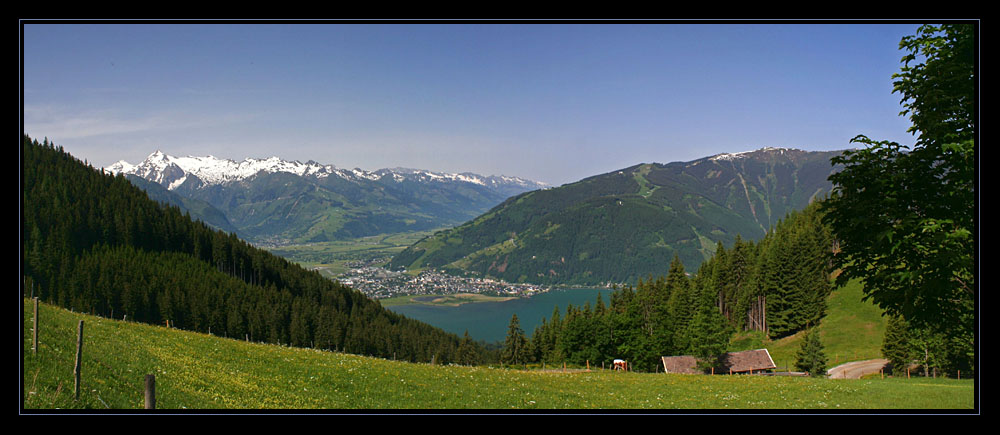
[826,359,889,379]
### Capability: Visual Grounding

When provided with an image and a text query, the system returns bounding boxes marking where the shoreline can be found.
[379,286,620,308]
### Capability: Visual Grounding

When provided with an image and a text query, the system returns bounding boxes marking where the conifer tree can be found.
[457,330,479,366]
[666,254,694,352]
[501,313,529,366]
[795,328,828,377]
[881,315,913,376]
[686,282,731,372]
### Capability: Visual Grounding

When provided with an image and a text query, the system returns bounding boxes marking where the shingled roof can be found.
[722,349,776,373]
[660,355,702,374]
[661,349,776,374]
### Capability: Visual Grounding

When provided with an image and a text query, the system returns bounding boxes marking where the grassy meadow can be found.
[22,298,974,411]
[759,278,889,369]
[264,230,441,278]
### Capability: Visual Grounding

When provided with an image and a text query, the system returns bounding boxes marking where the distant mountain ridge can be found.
[388,147,845,286]
[108,151,544,193]
[108,151,547,245]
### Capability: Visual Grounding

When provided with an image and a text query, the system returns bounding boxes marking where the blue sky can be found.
[22,22,920,186]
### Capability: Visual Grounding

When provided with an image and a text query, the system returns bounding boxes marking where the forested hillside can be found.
[510,202,834,372]
[123,174,239,235]
[389,148,842,286]
[21,135,483,364]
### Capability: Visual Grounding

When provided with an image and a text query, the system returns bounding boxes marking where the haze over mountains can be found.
[108,152,547,245]
[388,147,845,286]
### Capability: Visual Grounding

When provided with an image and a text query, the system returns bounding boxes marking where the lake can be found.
[387,288,618,344]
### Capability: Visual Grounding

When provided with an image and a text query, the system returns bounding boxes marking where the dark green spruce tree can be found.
[881,315,913,376]
[686,280,732,372]
[795,327,828,377]
[501,313,529,366]
[457,330,479,366]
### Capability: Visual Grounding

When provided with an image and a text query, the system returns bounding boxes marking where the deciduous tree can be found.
[821,24,974,374]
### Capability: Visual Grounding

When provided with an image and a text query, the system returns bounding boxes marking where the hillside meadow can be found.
[21,298,973,411]
[733,278,889,370]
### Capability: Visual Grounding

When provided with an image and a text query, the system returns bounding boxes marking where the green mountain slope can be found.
[388,148,844,285]
[123,174,239,235]
[112,152,546,246]
[22,135,473,365]
[179,171,517,245]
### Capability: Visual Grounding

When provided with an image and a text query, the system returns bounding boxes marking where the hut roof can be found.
[660,349,777,374]
[660,355,701,374]
[722,349,776,373]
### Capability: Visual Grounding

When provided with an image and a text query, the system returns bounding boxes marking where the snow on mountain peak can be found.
[709,147,799,161]
[106,151,546,191]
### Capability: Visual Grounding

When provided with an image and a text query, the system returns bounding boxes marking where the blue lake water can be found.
[387,288,618,344]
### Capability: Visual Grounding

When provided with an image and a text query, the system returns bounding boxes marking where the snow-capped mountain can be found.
[108,151,546,193]
[107,151,547,246]
[701,147,837,164]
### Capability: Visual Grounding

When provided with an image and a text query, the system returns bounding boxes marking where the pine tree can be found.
[795,328,828,377]
[457,330,479,366]
[501,314,528,366]
[882,315,913,376]
[666,254,694,353]
[686,282,731,372]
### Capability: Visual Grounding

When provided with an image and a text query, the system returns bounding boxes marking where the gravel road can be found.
[826,359,889,379]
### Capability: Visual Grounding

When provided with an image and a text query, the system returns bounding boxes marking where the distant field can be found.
[264,229,443,278]
[378,293,516,307]
[22,299,973,411]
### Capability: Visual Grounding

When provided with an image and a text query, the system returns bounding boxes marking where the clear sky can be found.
[22,22,921,186]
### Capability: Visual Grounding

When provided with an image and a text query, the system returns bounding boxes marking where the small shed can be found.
[660,349,777,375]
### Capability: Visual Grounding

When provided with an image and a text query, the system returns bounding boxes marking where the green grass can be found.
[22,298,973,411]
[764,278,888,369]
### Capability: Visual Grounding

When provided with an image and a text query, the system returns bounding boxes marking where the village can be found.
[336,264,549,300]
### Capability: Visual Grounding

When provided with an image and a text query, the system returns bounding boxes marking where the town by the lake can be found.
[336,262,549,300]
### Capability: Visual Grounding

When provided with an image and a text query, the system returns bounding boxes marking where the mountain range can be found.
[108,152,547,245]
[387,147,845,286]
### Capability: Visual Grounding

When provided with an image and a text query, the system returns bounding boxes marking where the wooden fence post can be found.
[33,298,39,355]
[74,320,84,401]
[145,374,156,409]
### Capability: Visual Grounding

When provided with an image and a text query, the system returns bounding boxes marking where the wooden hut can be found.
[660,349,777,375]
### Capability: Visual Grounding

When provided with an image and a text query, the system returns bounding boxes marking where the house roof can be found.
[661,349,776,374]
